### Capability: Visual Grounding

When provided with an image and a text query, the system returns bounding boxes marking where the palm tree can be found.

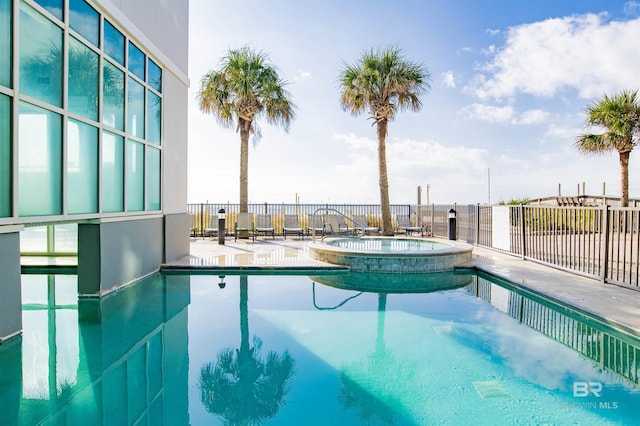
[576,90,640,207]
[197,46,296,213]
[338,47,430,235]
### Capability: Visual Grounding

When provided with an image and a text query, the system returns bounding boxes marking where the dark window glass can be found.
[33,0,62,20]
[69,0,99,47]
[148,58,162,93]
[127,41,145,80]
[104,20,125,66]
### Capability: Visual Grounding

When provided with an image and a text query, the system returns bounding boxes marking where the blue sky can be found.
[187,0,640,205]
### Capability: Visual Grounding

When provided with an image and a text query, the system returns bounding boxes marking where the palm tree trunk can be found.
[377,120,393,236]
[239,275,249,355]
[619,150,630,207]
[239,119,251,213]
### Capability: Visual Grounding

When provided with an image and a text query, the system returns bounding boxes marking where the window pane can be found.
[0,94,10,217]
[146,146,160,210]
[67,119,97,214]
[104,19,124,66]
[69,0,99,47]
[53,224,77,253]
[127,77,144,138]
[126,139,144,212]
[148,58,161,93]
[127,42,145,80]
[32,0,62,20]
[0,0,11,87]
[68,37,98,120]
[147,90,161,144]
[102,61,124,130]
[102,131,123,213]
[19,2,63,107]
[18,102,62,216]
[20,226,47,252]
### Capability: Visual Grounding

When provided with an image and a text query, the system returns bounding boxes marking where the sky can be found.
[187,0,640,205]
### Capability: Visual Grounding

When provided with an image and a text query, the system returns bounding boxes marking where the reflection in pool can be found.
[1,271,639,425]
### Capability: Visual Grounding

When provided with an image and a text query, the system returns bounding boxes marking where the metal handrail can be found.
[311,281,363,310]
[311,207,366,242]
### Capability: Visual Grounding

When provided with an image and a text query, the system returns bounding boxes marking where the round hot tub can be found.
[308,237,473,273]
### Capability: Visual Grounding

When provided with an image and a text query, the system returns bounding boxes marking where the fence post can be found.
[476,203,480,246]
[200,203,205,239]
[601,204,610,283]
[519,204,526,259]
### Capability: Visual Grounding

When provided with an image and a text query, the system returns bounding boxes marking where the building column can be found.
[78,217,164,297]
[0,227,23,342]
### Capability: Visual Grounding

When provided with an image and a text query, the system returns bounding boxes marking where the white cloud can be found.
[456,46,473,55]
[442,71,456,88]
[486,28,501,36]
[625,1,640,16]
[468,14,640,100]
[293,69,312,81]
[516,109,550,125]
[463,103,514,123]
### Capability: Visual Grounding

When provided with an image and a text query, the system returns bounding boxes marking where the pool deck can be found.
[167,236,640,337]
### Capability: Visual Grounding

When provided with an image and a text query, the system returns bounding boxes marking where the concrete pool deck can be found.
[166,235,640,337]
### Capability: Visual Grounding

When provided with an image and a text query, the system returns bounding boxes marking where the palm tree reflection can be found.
[198,275,295,425]
[338,293,415,425]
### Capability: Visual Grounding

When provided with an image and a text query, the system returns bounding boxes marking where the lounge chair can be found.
[283,214,304,239]
[254,213,275,239]
[323,214,351,236]
[353,215,380,235]
[396,215,422,236]
[307,213,325,236]
[234,212,254,241]
[203,221,219,239]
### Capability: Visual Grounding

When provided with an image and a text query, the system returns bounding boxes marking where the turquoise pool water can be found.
[1,271,639,425]
[326,238,449,252]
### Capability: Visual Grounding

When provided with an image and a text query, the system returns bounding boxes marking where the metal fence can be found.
[188,202,640,289]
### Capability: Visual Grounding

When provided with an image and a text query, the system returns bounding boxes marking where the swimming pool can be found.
[1,270,639,425]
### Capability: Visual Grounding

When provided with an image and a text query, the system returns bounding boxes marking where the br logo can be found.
[573,381,603,397]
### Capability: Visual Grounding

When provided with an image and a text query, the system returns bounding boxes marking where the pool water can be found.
[326,238,449,252]
[1,271,640,425]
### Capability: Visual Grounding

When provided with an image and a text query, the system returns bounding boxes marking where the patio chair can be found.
[353,215,380,235]
[307,213,325,236]
[283,214,304,239]
[323,214,351,236]
[203,221,219,239]
[396,215,422,236]
[254,213,275,240]
[234,212,254,241]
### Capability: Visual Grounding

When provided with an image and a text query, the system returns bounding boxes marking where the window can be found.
[126,139,144,212]
[103,60,124,130]
[127,41,145,81]
[0,93,10,217]
[147,90,161,144]
[68,37,98,120]
[32,0,62,21]
[69,0,99,47]
[127,77,145,138]
[19,1,63,107]
[148,58,161,93]
[67,119,97,214]
[104,19,125,66]
[0,0,11,88]
[102,131,124,212]
[146,146,160,210]
[18,102,62,216]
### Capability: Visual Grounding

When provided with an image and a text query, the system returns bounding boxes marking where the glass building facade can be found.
[0,0,164,222]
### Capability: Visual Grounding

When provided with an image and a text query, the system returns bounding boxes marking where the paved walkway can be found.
[166,235,640,337]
